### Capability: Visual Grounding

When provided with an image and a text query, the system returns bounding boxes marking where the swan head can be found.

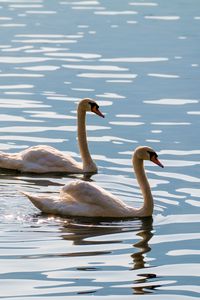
[134,146,164,168]
[79,98,105,118]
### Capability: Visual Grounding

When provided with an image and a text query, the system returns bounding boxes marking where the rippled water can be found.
[0,0,199,299]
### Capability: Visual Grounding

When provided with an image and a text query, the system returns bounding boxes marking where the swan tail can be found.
[0,152,22,170]
[21,191,57,214]
[21,191,44,211]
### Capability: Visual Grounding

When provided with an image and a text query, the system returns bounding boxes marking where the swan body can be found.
[0,99,104,174]
[23,146,164,218]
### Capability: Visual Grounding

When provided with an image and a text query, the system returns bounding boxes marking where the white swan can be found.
[23,146,164,218]
[0,98,104,174]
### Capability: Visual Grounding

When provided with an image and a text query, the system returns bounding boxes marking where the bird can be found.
[22,146,164,218]
[0,98,104,174]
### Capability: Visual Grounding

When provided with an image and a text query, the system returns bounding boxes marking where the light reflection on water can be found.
[0,0,199,299]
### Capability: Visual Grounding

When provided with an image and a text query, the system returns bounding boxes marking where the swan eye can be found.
[89,102,99,110]
[89,102,104,118]
[147,151,157,160]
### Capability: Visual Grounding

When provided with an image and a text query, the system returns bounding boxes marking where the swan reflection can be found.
[131,217,153,270]
[58,217,157,295]
[130,218,159,294]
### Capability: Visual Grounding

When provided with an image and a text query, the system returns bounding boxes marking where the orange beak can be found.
[151,156,164,168]
[91,106,105,118]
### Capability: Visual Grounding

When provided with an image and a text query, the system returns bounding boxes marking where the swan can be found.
[0,98,104,174]
[23,146,164,218]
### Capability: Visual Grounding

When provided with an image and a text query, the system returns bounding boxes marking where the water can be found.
[0,0,199,299]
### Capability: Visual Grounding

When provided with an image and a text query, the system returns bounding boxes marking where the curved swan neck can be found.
[77,105,97,173]
[133,154,154,216]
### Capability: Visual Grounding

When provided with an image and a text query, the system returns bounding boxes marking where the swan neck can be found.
[133,154,154,216]
[77,106,97,172]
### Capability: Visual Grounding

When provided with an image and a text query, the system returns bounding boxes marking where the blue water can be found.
[0,0,199,299]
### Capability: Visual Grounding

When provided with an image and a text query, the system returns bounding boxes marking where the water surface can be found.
[0,0,199,299]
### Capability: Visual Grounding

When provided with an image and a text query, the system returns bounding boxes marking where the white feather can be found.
[0,99,104,174]
[23,146,164,218]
